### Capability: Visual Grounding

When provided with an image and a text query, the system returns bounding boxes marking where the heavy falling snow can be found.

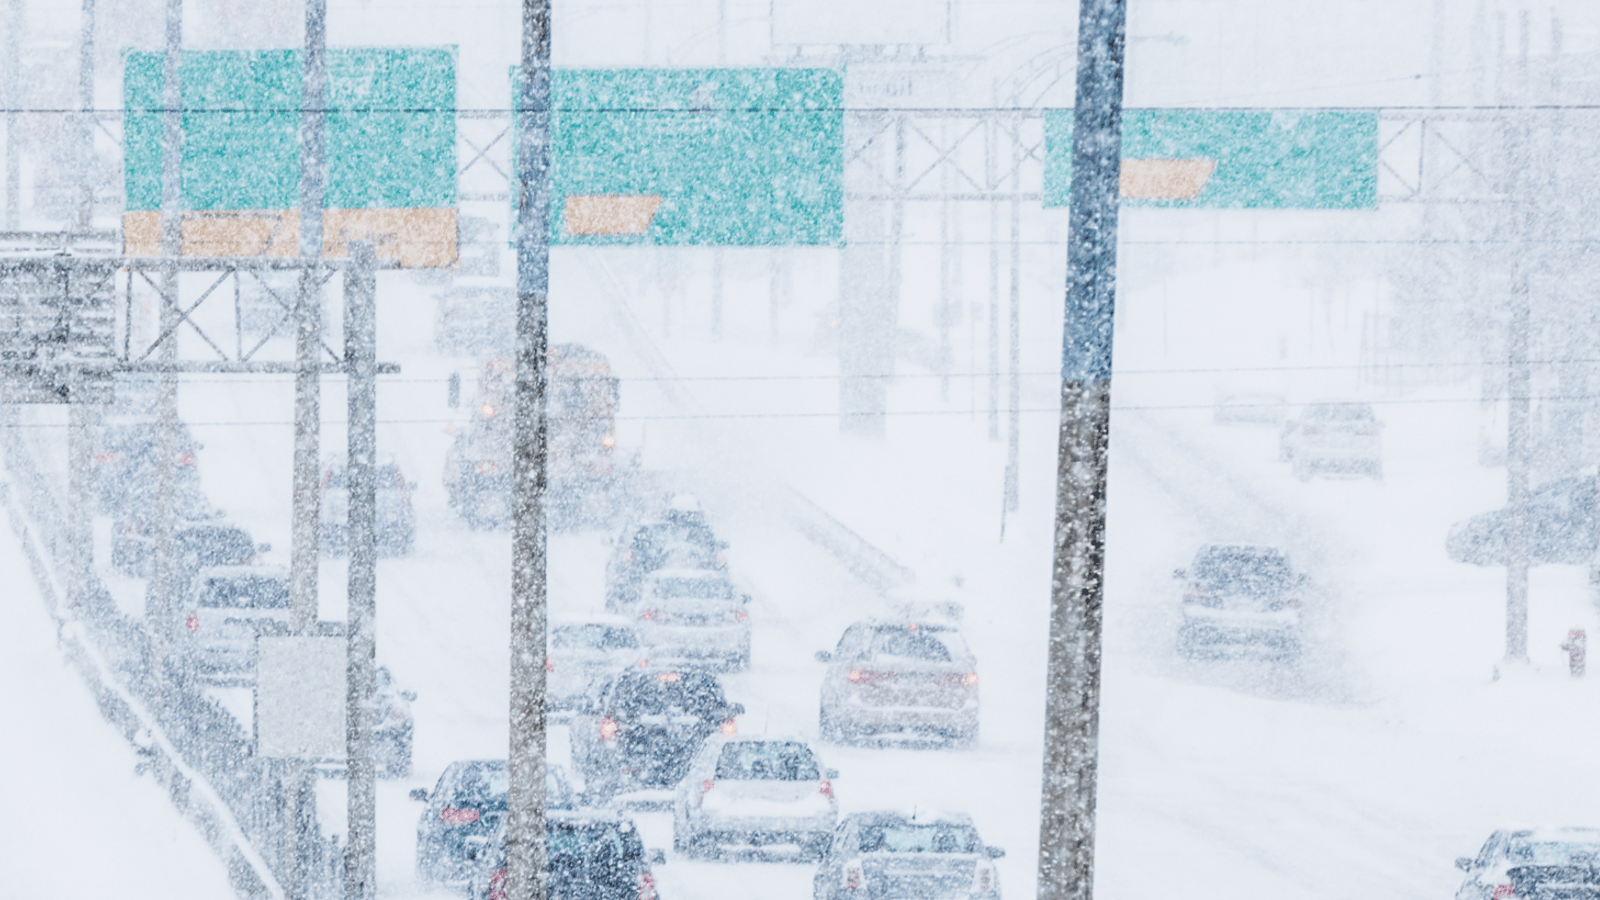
[4,1,1600,900]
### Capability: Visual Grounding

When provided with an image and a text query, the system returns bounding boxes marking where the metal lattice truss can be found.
[119,258,346,370]
[1377,110,1507,204]
[843,110,1046,204]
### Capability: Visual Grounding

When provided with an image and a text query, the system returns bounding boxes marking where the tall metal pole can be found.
[1003,124,1022,513]
[76,0,96,231]
[292,0,326,638]
[344,241,379,900]
[149,0,184,684]
[1502,12,1532,665]
[288,3,327,894]
[508,0,553,896]
[4,0,19,230]
[1037,1,1124,900]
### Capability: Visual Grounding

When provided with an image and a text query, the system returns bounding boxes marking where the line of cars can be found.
[90,400,418,775]
[418,492,1003,900]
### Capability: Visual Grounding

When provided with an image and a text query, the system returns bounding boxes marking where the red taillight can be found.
[489,868,507,900]
[820,779,834,800]
[439,807,480,825]
[94,451,119,464]
[599,717,620,741]
[848,669,893,685]
[720,718,738,735]
[976,864,993,892]
[845,864,862,891]
[1492,885,1515,900]
[700,778,715,797]
[730,609,748,622]
[177,452,196,466]
[638,871,657,900]
[186,613,199,632]
[640,609,658,621]
[543,657,555,672]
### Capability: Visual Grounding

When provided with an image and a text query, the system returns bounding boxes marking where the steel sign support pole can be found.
[1037,1,1125,900]
[344,241,379,900]
[508,0,553,897]
[76,0,95,231]
[149,0,184,686]
[291,3,327,896]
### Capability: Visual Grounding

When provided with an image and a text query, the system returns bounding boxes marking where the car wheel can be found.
[950,725,979,750]
[819,704,845,744]
[1176,626,1198,659]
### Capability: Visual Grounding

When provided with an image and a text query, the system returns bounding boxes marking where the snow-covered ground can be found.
[0,496,236,899]
[8,229,1568,900]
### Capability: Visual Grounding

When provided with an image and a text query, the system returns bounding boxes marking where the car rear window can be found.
[868,627,967,663]
[1306,403,1373,421]
[553,625,639,651]
[197,574,289,609]
[1507,841,1600,866]
[1193,548,1291,591]
[857,823,982,854]
[179,528,256,567]
[548,821,641,882]
[649,576,733,601]
[613,672,726,717]
[715,741,820,780]
[451,762,510,807]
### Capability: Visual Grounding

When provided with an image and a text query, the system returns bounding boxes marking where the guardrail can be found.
[0,409,341,900]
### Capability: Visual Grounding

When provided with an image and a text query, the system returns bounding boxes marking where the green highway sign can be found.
[124,48,456,212]
[541,68,845,246]
[1044,109,1379,210]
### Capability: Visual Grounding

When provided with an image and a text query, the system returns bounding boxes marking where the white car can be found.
[672,736,838,860]
[177,564,292,683]
[634,568,751,671]
[547,619,643,711]
[1455,827,1600,900]
[1279,401,1383,480]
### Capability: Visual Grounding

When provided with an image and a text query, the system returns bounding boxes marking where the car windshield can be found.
[1192,548,1292,594]
[614,673,726,717]
[857,823,983,854]
[553,625,639,651]
[633,523,717,565]
[868,627,967,663]
[1306,403,1374,421]
[1507,840,1600,866]
[648,576,733,601]
[197,574,289,609]
[715,741,820,780]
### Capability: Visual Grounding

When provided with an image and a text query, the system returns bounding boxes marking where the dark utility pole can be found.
[344,241,379,900]
[1036,2,1125,900]
[507,0,552,898]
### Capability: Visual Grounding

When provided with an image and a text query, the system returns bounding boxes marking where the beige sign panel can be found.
[256,636,345,760]
[122,208,459,269]
[1119,159,1218,200]
[563,194,664,236]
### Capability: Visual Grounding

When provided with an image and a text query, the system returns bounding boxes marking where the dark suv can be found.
[413,760,576,888]
[468,810,667,900]
[570,669,744,800]
[1175,544,1305,660]
[604,503,726,612]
